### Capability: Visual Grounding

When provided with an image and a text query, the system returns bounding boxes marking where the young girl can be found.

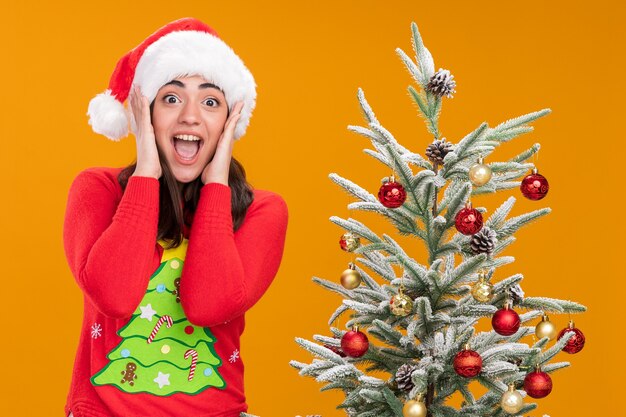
[63,18,288,417]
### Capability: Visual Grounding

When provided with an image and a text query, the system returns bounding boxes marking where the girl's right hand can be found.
[129,85,162,179]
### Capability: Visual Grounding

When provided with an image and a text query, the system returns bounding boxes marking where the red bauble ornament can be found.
[557,320,585,354]
[453,345,482,378]
[454,203,484,235]
[520,169,549,200]
[378,176,407,208]
[524,366,553,398]
[340,327,369,358]
[492,303,521,336]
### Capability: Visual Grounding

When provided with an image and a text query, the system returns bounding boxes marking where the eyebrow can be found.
[163,79,223,92]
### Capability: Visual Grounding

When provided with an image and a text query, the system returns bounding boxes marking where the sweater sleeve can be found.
[180,183,289,327]
[63,170,160,318]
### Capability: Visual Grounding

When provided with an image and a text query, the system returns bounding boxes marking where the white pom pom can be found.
[87,90,129,141]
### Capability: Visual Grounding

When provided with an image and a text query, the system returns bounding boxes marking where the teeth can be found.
[174,134,202,141]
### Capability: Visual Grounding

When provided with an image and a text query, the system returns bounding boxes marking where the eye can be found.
[204,98,220,107]
[163,94,180,104]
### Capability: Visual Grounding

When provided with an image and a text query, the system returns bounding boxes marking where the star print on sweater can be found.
[139,303,157,321]
[154,372,171,389]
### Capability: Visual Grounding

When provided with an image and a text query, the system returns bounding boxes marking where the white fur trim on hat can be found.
[134,30,256,140]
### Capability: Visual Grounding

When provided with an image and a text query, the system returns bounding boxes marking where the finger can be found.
[130,87,138,120]
[225,102,243,127]
[226,101,243,121]
[132,88,140,126]
[132,86,142,116]
[128,87,135,113]
[130,87,145,137]
[217,112,240,145]
[232,101,244,117]
[141,95,151,129]
[128,88,137,133]
[223,113,241,137]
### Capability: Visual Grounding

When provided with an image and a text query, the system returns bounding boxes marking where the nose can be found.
[178,101,201,125]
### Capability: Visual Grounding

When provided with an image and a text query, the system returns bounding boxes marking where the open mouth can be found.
[172,134,204,161]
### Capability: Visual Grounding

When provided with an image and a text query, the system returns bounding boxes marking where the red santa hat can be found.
[87,17,256,141]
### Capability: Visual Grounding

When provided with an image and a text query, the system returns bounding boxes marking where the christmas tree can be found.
[92,239,226,396]
[290,23,586,417]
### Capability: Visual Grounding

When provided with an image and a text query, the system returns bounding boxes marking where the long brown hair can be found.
[117,101,254,249]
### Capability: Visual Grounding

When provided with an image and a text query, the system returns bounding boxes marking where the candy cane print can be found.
[184,349,198,381]
[147,315,173,344]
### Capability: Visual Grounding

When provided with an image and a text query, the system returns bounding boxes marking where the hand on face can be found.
[201,101,244,185]
[129,85,162,179]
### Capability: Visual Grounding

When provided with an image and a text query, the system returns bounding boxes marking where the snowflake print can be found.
[91,323,102,339]
[229,349,240,363]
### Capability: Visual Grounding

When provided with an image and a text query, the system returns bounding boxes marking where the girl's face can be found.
[152,75,229,185]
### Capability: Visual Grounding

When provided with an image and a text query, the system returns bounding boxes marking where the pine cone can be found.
[505,358,530,374]
[470,227,498,255]
[508,284,525,303]
[426,69,456,98]
[395,363,417,392]
[425,138,454,165]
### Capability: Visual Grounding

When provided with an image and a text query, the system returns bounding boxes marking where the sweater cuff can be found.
[125,176,160,205]
[112,175,159,236]
[200,182,232,214]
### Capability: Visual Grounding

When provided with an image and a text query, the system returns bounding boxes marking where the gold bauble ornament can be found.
[471,272,493,303]
[535,314,557,340]
[403,394,427,417]
[500,383,524,414]
[340,263,362,289]
[339,232,361,252]
[390,290,414,316]
[468,156,492,186]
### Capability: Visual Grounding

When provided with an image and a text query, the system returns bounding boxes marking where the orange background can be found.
[1,1,623,416]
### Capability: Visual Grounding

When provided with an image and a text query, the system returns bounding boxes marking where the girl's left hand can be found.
[201,101,244,185]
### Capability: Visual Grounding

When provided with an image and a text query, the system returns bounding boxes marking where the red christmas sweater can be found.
[63,167,288,417]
